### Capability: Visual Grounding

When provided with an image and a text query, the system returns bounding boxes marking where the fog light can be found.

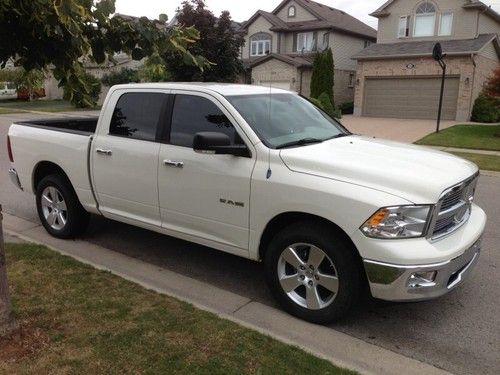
[408,271,437,288]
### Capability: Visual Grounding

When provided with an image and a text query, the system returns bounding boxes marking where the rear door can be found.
[91,90,171,226]
[157,91,256,250]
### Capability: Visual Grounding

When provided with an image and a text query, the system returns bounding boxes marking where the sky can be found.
[115,0,500,29]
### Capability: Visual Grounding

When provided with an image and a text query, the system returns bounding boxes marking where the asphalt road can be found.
[1,112,499,375]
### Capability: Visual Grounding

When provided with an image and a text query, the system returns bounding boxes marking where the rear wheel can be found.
[36,174,89,238]
[264,221,363,323]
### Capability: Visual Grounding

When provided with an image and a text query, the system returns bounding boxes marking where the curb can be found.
[3,213,451,375]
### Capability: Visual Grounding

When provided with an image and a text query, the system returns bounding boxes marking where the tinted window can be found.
[110,93,167,141]
[170,95,236,147]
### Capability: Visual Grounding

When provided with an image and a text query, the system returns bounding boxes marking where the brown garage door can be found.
[363,77,460,120]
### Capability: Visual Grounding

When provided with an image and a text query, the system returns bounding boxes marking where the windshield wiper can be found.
[275,137,324,149]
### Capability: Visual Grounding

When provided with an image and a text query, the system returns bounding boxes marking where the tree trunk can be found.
[0,204,17,337]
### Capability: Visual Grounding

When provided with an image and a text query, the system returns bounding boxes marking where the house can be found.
[352,0,500,121]
[238,0,377,104]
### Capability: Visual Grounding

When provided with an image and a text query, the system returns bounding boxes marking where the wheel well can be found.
[32,161,70,192]
[258,212,361,262]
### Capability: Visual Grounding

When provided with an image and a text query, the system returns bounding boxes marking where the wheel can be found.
[264,221,363,324]
[36,174,90,238]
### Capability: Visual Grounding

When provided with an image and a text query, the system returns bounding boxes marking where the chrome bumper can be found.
[9,168,23,190]
[363,238,481,301]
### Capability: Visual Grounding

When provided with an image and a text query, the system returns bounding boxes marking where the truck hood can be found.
[279,135,478,203]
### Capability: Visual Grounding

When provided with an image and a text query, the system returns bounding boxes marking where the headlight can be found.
[361,205,432,239]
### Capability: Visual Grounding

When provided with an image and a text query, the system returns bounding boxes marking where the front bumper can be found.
[364,238,481,301]
[9,168,23,191]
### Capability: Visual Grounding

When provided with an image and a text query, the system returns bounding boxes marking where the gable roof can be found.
[371,0,500,22]
[352,33,500,60]
[248,53,315,68]
[240,0,376,40]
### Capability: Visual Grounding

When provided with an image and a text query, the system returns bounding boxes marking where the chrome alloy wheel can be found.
[41,186,67,231]
[277,243,339,310]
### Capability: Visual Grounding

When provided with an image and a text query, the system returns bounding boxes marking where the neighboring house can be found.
[352,0,500,121]
[238,0,376,104]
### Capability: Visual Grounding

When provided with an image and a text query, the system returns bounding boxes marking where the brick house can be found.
[352,0,500,121]
[238,0,376,104]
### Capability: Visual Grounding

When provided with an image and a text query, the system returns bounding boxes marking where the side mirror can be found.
[193,132,251,157]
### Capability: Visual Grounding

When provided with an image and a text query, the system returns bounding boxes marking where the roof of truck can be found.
[110,83,293,96]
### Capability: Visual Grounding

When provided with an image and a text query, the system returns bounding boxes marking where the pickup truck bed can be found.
[17,117,99,136]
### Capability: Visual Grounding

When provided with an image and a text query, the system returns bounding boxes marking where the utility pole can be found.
[433,43,447,133]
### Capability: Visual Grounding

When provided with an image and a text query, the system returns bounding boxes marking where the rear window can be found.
[110,92,168,141]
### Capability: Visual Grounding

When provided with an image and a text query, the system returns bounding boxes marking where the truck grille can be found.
[430,173,479,240]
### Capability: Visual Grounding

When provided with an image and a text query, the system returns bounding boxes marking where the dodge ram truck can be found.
[7,83,486,323]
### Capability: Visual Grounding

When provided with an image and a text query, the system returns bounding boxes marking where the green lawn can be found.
[1,243,354,374]
[451,152,500,172]
[416,125,500,151]
[0,99,99,113]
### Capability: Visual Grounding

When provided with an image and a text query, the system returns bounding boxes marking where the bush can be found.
[101,68,139,87]
[471,94,500,123]
[317,92,342,119]
[339,101,354,115]
[64,72,101,108]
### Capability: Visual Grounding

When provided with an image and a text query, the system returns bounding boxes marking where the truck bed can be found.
[17,116,99,136]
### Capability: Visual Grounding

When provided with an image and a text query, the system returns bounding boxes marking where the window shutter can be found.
[293,33,297,52]
[313,31,318,51]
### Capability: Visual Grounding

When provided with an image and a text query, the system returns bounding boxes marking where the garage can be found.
[363,77,460,120]
[258,81,292,91]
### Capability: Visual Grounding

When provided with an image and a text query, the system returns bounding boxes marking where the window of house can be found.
[288,6,296,17]
[321,32,329,49]
[297,32,315,52]
[110,92,168,141]
[438,12,453,36]
[398,16,410,38]
[364,40,372,48]
[250,33,271,56]
[348,73,355,88]
[170,95,237,148]
[414,2,436,37]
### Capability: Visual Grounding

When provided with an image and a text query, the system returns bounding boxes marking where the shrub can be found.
[471,94,500,123]
[317,92,342,119]
[310,48,334,101]
[101,68,139,87]
[339,101,354,115]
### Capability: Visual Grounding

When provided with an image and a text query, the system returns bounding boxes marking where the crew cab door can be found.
[158,92,255,250]
[91,90,170,226]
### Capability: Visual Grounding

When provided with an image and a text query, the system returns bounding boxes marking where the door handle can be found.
[96,148,112,156]
[163,160,184,168]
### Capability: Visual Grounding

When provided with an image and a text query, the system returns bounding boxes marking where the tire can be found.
[36,174,90,239]
[264,221,363,324]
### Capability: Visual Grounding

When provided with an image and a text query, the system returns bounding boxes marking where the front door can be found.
[158,92,255,250]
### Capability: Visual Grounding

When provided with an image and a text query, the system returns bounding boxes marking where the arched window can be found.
[288,6,296,17]
[414,2,436,37]
[250,33,271,56]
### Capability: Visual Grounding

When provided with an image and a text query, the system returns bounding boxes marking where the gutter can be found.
[468,54,477,120]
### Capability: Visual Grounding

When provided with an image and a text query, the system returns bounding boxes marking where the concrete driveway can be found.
[341,115,458,143]
[1,112,499,375]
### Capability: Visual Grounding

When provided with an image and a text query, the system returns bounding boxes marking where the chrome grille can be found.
[429,173,479,240]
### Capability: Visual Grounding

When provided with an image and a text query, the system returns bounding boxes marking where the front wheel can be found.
[36,174,90,238]
[264,221,363,324]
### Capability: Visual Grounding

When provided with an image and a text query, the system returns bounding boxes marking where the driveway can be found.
[1,112,499,375]
[341,115,458,143]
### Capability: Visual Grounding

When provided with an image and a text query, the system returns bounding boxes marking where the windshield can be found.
[226,93,349,148]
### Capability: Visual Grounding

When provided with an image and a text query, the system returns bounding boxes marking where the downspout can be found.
[468,54,477,120]
[299,68,303,95]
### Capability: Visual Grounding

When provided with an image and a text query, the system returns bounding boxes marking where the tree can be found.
[15,69,46,101]
[163,0,244,82]
[310,48,334,103]
[64,71,101,108]
[0,205,17,337]
[138,53,172,82]
[484,66,500,97]
[0,0,207,107]
[101,68,140,86]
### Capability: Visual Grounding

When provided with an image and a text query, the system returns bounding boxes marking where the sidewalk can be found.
[427,146,500,156]
[3,212,450,375]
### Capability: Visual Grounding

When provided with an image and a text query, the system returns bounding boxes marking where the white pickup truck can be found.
[7,83,486,323]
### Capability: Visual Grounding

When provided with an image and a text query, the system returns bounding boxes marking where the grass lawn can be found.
[1,243,354,374]
[0,99,99,113]
[451,152,500,172]
[416,124,500,151]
